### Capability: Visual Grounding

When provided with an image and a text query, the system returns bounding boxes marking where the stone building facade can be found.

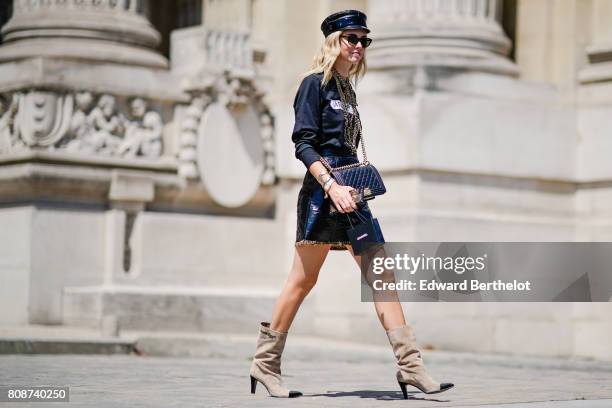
[0,0,610,361]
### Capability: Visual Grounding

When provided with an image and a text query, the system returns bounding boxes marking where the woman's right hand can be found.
[328,183,358,213]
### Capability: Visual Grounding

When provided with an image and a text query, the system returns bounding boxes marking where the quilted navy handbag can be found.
[320,132,386,214]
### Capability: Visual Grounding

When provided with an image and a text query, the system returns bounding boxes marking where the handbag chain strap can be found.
[320,70,369,173]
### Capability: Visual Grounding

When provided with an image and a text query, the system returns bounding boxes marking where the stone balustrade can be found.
[205,29,253,72]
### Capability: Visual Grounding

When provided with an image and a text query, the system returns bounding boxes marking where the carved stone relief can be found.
[0,94,22,153]
[0,91,164,159]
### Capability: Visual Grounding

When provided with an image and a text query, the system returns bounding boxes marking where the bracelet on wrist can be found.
[323,180,335,198]
[317,172,331,184]
[323,178,335,193]
[318,174,332,186]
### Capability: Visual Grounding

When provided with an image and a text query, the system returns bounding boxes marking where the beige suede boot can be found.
[386,324,454,397]
[249,322,302,398]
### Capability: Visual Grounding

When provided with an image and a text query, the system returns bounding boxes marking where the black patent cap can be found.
[321,9,370,37]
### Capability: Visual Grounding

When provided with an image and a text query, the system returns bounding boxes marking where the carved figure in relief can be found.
[117,97,162,158]
[62,91,95,151]
[0,94,20,153]
[89,94,123,154]
[70,91,95,138]
[67,93,123,154]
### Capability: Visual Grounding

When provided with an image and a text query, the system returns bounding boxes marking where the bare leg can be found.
[347,245,406,330]
[270,244,331,332]
[344,247,454,396]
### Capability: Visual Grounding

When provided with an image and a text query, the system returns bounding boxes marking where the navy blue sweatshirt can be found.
[291,72,360,170]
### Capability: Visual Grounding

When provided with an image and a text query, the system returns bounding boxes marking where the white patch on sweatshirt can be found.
[330,99,355,114]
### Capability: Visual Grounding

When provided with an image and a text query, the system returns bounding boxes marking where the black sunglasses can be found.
[341,34,373,48]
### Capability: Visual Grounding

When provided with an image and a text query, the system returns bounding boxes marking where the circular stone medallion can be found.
[197,101,264,208]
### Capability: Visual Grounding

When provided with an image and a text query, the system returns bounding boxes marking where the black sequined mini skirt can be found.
[295,152,382,251]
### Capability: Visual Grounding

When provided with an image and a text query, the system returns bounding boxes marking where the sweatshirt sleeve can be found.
[291,74,323,170]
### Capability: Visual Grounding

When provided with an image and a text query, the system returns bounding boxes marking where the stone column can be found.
[366,0,517,76]
[0,0,186,189]
[0,0,166,68]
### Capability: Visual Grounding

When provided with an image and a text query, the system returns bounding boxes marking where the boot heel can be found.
[398,381,408,399]
[250,322,303,398]
[387,325,454,395]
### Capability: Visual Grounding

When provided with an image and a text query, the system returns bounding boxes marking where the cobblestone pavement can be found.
[2,353,612,408]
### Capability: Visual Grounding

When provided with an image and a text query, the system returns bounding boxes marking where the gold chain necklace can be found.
[331,68,361,155]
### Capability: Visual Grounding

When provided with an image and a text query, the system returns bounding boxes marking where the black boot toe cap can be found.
[440,383,454,391]
[289,390,303,398]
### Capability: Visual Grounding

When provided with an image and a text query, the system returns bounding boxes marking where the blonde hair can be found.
[301,31,367,88]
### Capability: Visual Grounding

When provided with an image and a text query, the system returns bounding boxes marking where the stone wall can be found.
[0,0,611,361]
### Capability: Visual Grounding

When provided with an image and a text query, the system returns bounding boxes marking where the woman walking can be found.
[249,9,454,399]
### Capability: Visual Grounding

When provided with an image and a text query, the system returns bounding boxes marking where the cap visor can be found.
[340,25,370,33]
